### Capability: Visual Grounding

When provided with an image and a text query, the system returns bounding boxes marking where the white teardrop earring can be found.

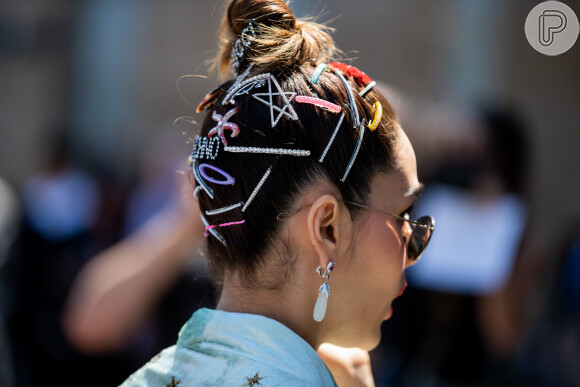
[313,261,335,322]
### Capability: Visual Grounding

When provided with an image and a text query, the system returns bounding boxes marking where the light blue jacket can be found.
[120,308,338,386]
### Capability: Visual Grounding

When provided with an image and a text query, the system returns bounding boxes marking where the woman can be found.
[122,0,434,385]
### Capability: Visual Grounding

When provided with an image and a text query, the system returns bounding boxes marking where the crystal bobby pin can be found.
[200,214,226,246]
[368,101,383,131]
[333,70,360,128]
[318,111,345,163]
[205,201,244,216]
[341,119,366,182]
[198,163,235,185]
[295,95,341,114]
[310,63,327,84]
[222,73,270,105]
[358,81,376,98]
[224,146,310,156]
[242,165,273,212]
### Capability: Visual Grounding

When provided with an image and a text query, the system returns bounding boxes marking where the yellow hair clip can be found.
[369,101,383,131]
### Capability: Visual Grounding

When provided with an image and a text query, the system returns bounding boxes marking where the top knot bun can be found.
[215,0,336,77]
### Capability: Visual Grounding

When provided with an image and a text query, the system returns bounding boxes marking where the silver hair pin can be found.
[359,80,376,98]
[341,119,366,182]
[318,111,345,163]
[223,64,254,105]
[192,159,214,199]
[189,136,220,161]
[334,70,360,128]
[231,20,256,75]
[242,165,273,212]
[223,73,270,105]
[252,75,298,127]
[224,146,310,156]
[200,213,227,246]
[205,201,244,216]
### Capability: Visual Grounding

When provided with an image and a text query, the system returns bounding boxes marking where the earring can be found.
[313,261,335,322]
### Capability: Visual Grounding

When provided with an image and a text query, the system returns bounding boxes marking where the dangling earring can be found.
[313,261,335,322]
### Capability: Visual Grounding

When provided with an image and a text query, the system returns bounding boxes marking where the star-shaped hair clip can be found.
[243,372,265,386]
[252,75,298,127]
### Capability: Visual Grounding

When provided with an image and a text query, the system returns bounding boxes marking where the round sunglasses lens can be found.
[408,216,435,261]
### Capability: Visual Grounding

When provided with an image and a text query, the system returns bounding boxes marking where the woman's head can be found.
[192,0,423,348]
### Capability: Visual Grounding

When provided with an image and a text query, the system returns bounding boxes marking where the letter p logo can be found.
[540,10,567,46]
[526,1,579,56]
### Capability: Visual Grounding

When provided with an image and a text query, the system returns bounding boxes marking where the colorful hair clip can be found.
[295,95,342,114]
[334,70,360,128]
[198,163,235,185]
[222,73,270,105]
[205,201,244,216]
[204,219,245,237]
[252,75,298,127]
[200,214,226,246]
[231,20,256,75]
[358,81,376,98]
[192,160,214,199]
[310,63,327,84]
[242,165,273,212]
[341,120,366,182]
[190,136,220,160]
[328,62,372,86]
[224,146,310,157]
[318,112,345,163]
[196,85,224,113]
[368,101,383,131]
[209,108,240,146]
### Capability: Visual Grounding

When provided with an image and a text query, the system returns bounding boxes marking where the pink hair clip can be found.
[204,219,246,237]
[295,95,341,114]
[209,108,240,146]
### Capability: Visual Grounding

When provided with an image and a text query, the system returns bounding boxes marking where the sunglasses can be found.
[342,201,435,262]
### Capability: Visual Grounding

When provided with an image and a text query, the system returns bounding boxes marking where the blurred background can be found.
[0,0,579,386]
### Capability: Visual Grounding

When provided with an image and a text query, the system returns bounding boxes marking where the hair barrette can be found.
[333,69,360,128]
[341,119,366,182]
[204,219,245,237]
[205,201,244,216]
[197,84,225,113]
[242,164,273,212]
[368,101,383,131]
[252,75,298,127]
[318,111,345,163]
[198,163,235,185]
[192,159,214,199]
[222,73,270,105]
[189,136,220,161]
[231,19,257,75]
[209,108,240,146]
[295,95,341,114]
[200,213,226,246]
[310,63,327,84]
[328,62,372,86]
[224,146,310,156]
[358,81,376,98]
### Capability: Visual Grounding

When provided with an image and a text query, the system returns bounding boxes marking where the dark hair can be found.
[196,0,400,289]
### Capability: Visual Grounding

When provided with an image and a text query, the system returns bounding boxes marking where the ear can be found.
[306,194,341,268]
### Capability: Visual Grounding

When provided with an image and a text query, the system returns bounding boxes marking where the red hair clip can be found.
[328,62,372,86]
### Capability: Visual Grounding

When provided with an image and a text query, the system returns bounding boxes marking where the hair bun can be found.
[215,0,336,76]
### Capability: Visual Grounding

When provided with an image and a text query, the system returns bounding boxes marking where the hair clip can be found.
[198,163,235,185]
[209,108,240,146]
[295,95,341,114]
[341,119,366,182]
[231,20,256,75]
[205,201,244,216]
[200,214,226,246]
[222,73,270,105]
[328,62,372,86]
[224,146,310,157]
[192,159,214,199]
[242,165,273,212]
[310,63,327,84]
[333,70,360,128]
[318,111,345,163]
[204,219,245,237]
[358,81,376,98]
[196,85,224,113]
[252,75,298,127]
[368,101,383,131]
[189,136,220,161]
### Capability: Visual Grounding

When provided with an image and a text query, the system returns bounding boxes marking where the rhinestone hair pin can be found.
[231,20,256,75]
[224,146,310,156]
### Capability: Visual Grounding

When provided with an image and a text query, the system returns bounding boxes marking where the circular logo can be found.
[525,1,579,55]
